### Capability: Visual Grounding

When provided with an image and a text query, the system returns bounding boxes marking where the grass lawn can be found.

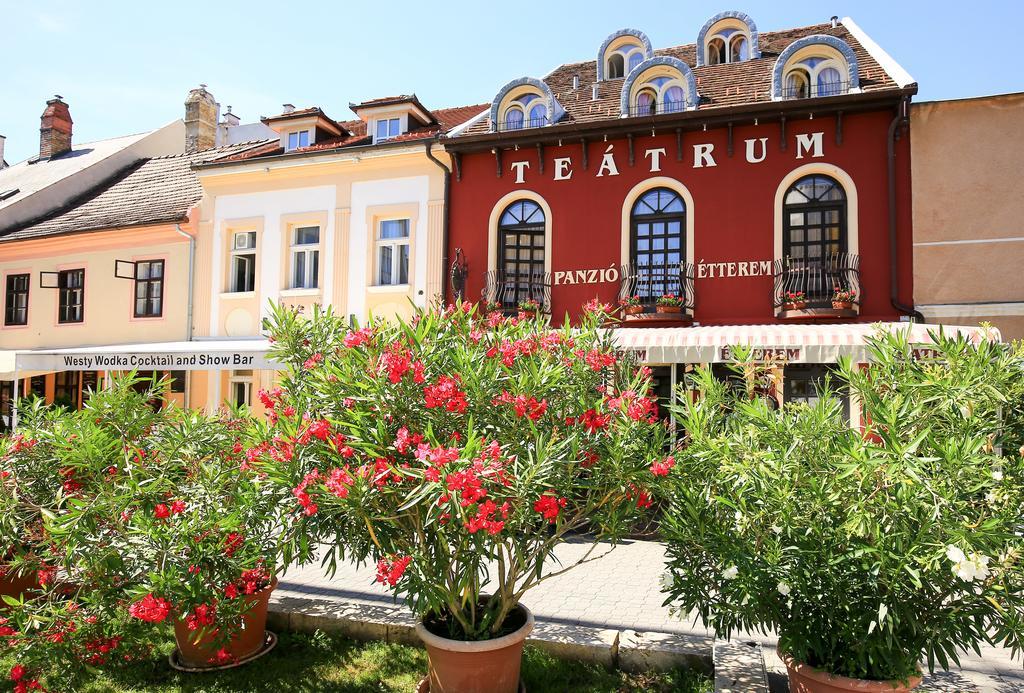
[3,630,712,692]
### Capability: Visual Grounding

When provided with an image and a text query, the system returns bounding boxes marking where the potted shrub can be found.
[517,298,541,318]
[782,290,806,311]
[480,300,502,316]
[0,375,283,687]
[253,301,670,693]
[619,295,644,317]
[655,294,684,314]
[661,333,1024,692]
[831,288,857,310]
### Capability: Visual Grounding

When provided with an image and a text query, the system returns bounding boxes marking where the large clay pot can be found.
[623,304,644,316]
[173,578,276,668]
[655,304,682,314]
[832,300,853,311]
[0,566,39,609]
[415,603,534,693]
[781,651,922,693]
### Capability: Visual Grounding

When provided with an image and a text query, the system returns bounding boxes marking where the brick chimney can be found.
[39,95,73,160]
[184,84,218,152]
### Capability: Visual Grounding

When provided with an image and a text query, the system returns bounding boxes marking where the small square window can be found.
[376,118,401,142]
[286,130,310,151]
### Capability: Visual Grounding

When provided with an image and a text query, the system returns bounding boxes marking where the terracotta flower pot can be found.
[415,603,535,693]
[623,304,644,316]
[781,651,922,693]
[517,309,538,319]
[832,300,853,310]
[173,578,277,669]
[0,566,39,609]
[784,301,807,311]
[655,304,682,314]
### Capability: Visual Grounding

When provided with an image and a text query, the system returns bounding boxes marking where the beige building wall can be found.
[912,92,1024,340]
[191,145,451,411]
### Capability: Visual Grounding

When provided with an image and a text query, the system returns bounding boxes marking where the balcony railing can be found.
[772,253,860,311]
[482,269,552,313]
[624,101,689,118]
[780,80,852,100]
[494,116,551,133]
[618,261,696,311]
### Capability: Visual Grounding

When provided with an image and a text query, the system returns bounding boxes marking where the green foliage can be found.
[661,330,1024,682]
[254,302,670,640]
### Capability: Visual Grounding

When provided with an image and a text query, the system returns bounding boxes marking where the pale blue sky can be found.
[2,0,1021,164]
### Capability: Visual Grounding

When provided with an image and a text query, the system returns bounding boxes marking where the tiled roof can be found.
[215,103,489,163]
[456,22,905,138]
[0,141,272,242]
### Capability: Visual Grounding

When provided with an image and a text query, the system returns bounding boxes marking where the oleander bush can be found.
[251,301,671,640]
[661,329,1024,682]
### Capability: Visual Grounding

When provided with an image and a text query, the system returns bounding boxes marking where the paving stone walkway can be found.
[273,537,1024,692]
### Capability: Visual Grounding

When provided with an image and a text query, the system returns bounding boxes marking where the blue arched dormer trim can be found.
[696,10,761,66]
[771,35,860,99]
[619,56,698,115]
[488,77,566,132]
[596,28,653,81]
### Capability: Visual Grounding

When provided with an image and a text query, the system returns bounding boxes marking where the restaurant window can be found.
[4,273,29,326]
[54,371,80,409]
[229,370,253,408]
[376,219,410,286]
[783,175,847,299]
[498,200,546,309]
[58,269,85,323]
[230,231,257,293]
[81,371,99,402]
[289,226,320,289]
[28,376,46,399]
[630,188,685,304]
[0,380,12,433]
[133,260,164,318]
[168,370,186,394]
[784,364,849,420]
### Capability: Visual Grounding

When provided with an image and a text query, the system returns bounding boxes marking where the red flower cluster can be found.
[128,594,171,623]
[579,450,600,468]
[486,337,539,367]
[415,444,460,482]
[375,555,412,587]
[303,352,324,370]
[445,468,487,507]
[36,565,56,587]
[583,298,613,314]
[223,532,245,558]
[533,492,567,523]
[185,602,217,631]
[302,418,332,443]
[650,456,676,477]
[493,390,548,420]
[231,565,271,596]
[577,409,611,434]
[393,426,424,455]
[380,343,424,384]
[82,635,123,666]
[606,389,659,423]
[424,375,469,413]
[465,499,510,535]
[9,663,42,693]
[325,466,354,499]
[257,387,284,410]
[153,503,170,519]
[627,485,653,509]
[292,469,321,515]
[344,327,373,348]
[583,348,617,372]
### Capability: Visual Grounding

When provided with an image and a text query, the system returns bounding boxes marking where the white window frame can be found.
[289,226,320,290]
[228,370,253,407]
[375,118,401,142]
[375,218,410,287]
[229,231,257,293]
[286,130,311,151]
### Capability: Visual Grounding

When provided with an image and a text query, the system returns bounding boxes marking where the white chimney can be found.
[830,15,839,28]
[0,135,6,169]
[592,84,599,100]
[573,74,580,89]
[222,105,240,127]
[282,103,295,114]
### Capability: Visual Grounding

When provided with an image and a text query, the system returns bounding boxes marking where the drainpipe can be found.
[425,140,452,303]
[886,97,924,323]
[174,223,196,408]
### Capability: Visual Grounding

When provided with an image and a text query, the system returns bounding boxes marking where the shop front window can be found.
[628,188,686,308]
[783,364,849,420]
[495,200,546,310]
[781,175,853,307]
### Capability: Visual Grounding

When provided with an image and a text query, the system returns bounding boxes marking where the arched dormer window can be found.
[489,78,565,132]
[620,57,697,116]
[596,29,653,81]
[696,11,760,67]
[772,35,860,100]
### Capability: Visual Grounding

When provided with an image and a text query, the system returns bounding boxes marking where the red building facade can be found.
[442,13,928,410]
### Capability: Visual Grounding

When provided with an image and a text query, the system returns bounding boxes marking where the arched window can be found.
[608,54,625,79]
[730,35,748,62]
[627,51,644,72]
[774,36,859,99]
[785,70,810,99]
[663,86,685,113]
[635,89,656,115]
[504,107,524,131]
[782,175,850,303]
[708,37,725,65]
[817,66,843,96]
[528,103,547,127]
[630,188,686,305]
[498,200,546,308]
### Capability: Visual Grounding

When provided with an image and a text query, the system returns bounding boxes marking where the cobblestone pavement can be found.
[275,537,1024,692]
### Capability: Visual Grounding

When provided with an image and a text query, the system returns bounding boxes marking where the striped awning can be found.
[609,322,999,364]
